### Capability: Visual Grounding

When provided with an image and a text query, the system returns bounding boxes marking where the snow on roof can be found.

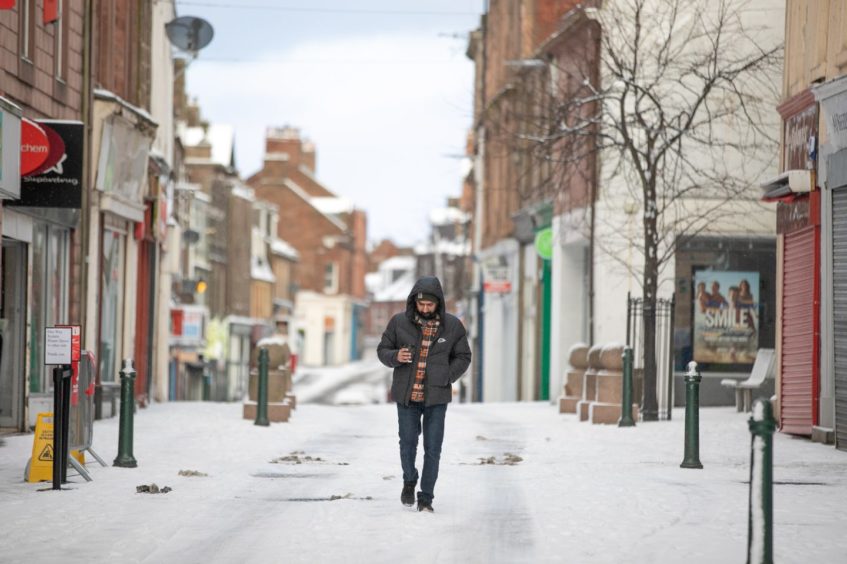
[374,270,416,302]
[180,123,235,168]
[94,88,157,126]
[311,196,354,215]
[429,207,470,226]
[378,255,416,272]
[415,239,471,256]
[251,256,275,283]
[271,239,299,260]
[365,272,382,294]
[283,179,348,232]
[231,184,255,201]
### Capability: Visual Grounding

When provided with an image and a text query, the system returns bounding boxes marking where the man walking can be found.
[377,276,471,512]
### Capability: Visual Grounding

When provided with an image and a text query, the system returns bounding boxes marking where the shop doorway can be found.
[1,240,27,430]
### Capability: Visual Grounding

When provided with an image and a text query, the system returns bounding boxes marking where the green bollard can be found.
[618,346,635,427]
[680,360,703,469]
[113,359,138,468]
[747,399,776,564]
[255,348,270,426]
[202,368,211,402]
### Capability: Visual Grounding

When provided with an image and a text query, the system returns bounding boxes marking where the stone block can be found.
[565,370,584,397]
[243,400,291,423]
[582,370,597,402]
[248,369,291,403]
[587,344,604,369]
[577,400,592,421]
[589,402,640,425]
[568,343,590,369]
[600,343,625,370]
[559,396,579,414]
[594,371,623,404]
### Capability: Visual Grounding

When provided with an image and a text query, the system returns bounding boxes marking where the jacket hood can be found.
[406,276,446,321]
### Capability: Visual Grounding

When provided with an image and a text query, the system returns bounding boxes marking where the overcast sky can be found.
[179,0,483,247]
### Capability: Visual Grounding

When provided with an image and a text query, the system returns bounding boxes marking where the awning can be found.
[760,169,813,202]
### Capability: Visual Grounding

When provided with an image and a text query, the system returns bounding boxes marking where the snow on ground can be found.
[0,401,845,564]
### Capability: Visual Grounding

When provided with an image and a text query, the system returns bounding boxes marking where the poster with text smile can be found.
[693,270,760,364]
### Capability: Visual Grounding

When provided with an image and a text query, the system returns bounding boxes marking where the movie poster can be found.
[693,271,760,364]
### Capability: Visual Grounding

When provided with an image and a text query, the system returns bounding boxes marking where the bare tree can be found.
[503,0,782,419]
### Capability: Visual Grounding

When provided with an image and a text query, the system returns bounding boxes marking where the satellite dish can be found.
[165,16,214,53]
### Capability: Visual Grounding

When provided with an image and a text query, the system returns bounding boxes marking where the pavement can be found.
[0,395,845,563]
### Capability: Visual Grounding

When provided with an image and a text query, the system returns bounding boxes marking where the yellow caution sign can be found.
[27,413,55,483]
[27,412,83,483]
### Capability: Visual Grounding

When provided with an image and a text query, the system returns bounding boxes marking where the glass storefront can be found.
[0,240,27,429]
[99,226,125,383]
[29,223,70,393]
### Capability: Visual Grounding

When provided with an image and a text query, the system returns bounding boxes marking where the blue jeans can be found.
[397,401,447,502]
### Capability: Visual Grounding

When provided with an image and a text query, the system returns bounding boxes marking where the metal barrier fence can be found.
[626,293,676,420]
[68,351,107,479]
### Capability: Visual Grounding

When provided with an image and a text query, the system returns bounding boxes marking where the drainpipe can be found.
[79,0,94,330]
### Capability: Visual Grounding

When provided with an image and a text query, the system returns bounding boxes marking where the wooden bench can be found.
[720,348,775,412]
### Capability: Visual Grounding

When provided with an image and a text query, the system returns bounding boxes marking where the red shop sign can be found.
[20,119,50,176]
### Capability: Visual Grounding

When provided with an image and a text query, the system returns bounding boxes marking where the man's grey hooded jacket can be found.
[377,277,472,406]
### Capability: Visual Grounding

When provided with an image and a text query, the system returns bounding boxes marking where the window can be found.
[18,0,35,69]
[324,263,338,294]
[29,224,70,393]
[99,227,126,383]
[54,0,69,82]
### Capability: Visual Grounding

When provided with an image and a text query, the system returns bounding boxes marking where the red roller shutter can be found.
[780,226,819,435]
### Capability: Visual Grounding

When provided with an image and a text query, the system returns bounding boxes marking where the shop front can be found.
[87,90,156,418]
[9,120,83,426]
[760,92,821,437]
[815,75,847,449]
[0,97,22,430]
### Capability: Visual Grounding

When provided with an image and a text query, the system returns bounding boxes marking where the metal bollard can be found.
[680,360,703,469]
[51,366,65,490]
[60,365,72,483]
[254,348,270,426]
[113,359,138,468]
[202,369,211,402]
[618,346,636,427]
[747,399,776,564]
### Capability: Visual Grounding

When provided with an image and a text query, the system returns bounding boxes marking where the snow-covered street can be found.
[1,400,845,564]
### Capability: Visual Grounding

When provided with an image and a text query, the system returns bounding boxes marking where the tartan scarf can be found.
[410,314,440,402]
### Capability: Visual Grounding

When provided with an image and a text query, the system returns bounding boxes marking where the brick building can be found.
[465,0,781,409]
[1,1,86,431]
[248,127,368,366]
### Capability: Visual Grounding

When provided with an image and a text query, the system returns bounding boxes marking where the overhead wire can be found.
[162,0,478,17]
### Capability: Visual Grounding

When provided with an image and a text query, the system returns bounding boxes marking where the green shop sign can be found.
[534,227,553,260]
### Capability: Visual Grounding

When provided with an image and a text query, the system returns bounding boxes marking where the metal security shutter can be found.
[781,226,816,435]
[833,188,847,450]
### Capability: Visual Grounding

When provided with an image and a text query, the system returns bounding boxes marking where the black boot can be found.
[401,481,416,507]
[417,497,434,513]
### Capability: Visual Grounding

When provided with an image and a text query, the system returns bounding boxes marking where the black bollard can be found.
[60,365,72,483]
[51,366,64,490]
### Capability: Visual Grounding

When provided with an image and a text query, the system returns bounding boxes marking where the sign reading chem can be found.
[15,120,84,208]
[20,118,49,176]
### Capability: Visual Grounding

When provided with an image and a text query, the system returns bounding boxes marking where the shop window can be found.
[29,224,70,393]
[99,227,126,383]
